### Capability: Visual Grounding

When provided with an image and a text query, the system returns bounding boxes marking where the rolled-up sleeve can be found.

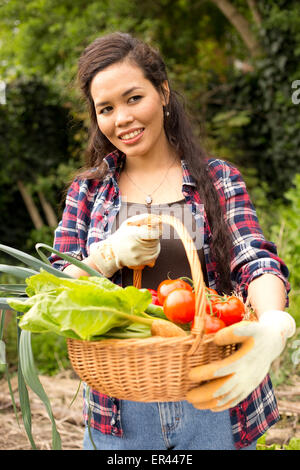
[217,160,290,303]
[49,179,83,270]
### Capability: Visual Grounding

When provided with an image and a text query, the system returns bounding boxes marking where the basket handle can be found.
[131,213,206,345]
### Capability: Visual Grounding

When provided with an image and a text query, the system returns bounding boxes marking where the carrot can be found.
[151,319,187,337]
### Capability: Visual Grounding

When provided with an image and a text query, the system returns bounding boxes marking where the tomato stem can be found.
[179,276,194,288]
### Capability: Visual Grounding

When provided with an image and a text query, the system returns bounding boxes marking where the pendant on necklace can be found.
[145,195,152,206]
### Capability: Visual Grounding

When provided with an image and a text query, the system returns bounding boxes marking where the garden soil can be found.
[0,371,299,450]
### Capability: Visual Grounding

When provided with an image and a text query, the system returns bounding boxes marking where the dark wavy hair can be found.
[76,32,233,294]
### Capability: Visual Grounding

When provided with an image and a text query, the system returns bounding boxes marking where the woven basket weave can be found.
[67,214,239,402]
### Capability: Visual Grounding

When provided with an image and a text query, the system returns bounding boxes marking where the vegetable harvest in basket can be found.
[153,278,250,333]
[7,270,188,340]
[7,271,250,340]
[0,243,254,450]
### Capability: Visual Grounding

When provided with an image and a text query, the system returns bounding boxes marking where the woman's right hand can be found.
[89,214,162,277]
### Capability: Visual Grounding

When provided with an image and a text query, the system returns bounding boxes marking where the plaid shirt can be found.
[50,150,290,449]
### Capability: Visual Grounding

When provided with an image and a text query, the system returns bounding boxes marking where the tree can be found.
[210,0,263,58]
[0,77,82,250]
[203,1,300,197]
[0,0,153,85]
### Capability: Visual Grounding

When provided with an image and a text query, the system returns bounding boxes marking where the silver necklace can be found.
[124,158,177,206]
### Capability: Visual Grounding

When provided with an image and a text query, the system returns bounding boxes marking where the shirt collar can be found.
[180,158,197,187]
[103,149,126,173]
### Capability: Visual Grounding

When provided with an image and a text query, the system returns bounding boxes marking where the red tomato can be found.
[163,288,195,324]
[204,314,226,334]
[148,289,161,305]
[204,287,221,315]
[157,279,193,306]
[213,296,245,326]
[205,294,221,315]
[205,287,218,296]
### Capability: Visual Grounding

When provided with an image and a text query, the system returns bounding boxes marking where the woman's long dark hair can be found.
[76,32,233,294]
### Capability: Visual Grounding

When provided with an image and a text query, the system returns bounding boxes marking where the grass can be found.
[257,435,300,450]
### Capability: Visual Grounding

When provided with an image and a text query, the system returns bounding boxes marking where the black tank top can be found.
[111,199,208,290]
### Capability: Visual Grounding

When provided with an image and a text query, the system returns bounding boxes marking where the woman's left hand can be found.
[186,310,296,412]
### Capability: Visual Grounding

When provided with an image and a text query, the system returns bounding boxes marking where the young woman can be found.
[50,32,295,450]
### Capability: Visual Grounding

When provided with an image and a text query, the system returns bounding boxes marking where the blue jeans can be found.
[83,400,257,450]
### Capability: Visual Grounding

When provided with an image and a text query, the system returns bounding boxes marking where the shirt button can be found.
[111,418,116,425]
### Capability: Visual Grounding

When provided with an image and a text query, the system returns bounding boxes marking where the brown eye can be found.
[99,106,113,115]
[128,95,142,103]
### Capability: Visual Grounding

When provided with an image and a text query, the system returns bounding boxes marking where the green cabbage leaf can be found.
[7,270,156,341]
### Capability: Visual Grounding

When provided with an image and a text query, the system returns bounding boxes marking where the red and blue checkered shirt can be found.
[49,150,290,449]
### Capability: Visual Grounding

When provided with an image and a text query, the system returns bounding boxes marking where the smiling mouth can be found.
[119,128,144,141]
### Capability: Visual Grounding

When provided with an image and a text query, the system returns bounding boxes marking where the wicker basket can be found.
[67,213,239,402]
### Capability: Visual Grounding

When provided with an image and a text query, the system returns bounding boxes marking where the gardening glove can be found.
[89,213,162,278]
[186,310,296,412]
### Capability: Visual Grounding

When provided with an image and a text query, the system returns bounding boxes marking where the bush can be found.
[269,174,300,327]
[257,434,300,450]
[263,174,300,386]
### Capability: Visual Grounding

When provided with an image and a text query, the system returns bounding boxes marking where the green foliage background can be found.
[0,0,299,447]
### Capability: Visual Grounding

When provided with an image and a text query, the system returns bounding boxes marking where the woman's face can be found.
[90,60,169,159]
